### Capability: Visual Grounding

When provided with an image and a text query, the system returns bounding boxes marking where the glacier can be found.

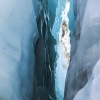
[64,0,100,100]
[0,0,38,100]
[0,0,57,99]
[0,0,100,100]
[32,0,58,99]
[54,1,70,100]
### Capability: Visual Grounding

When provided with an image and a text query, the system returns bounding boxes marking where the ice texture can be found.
[32,0,58,99]
[0,0,38,99]
[0,0,59,99]
[64,0,100,100]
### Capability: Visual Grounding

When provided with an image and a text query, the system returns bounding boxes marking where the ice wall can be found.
[64,0,100,100]
[0,0,38,100]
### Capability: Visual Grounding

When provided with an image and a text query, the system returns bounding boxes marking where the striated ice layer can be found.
[0,0,38,100]
[64,0,100,100]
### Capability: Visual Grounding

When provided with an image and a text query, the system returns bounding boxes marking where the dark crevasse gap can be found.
[0,0,70,99]
[33,0,58,99]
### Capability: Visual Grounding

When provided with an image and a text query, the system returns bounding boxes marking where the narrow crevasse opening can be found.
[52,0,71,99]
[56,2,70,100]
[1,0,100,100]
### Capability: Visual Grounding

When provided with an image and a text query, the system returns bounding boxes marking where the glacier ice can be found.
[0,0,60,99]
[0,0,73,99]
[32,0,58,99]
[64,0,100,100]
[1,0,100,100]
[0,0,38,100]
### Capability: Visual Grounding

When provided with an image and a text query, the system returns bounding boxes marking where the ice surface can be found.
[64,0,100,100]
[68,0,75,35]
[0,0,38,99]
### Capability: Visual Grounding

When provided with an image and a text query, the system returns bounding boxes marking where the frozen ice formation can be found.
[1,0,100,100]
[64,0,100,100]
[0,0,38,100]
[0,0,58,99]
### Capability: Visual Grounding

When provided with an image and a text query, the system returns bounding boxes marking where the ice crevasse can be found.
[0,0,58,100]
[0,0,100,100]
